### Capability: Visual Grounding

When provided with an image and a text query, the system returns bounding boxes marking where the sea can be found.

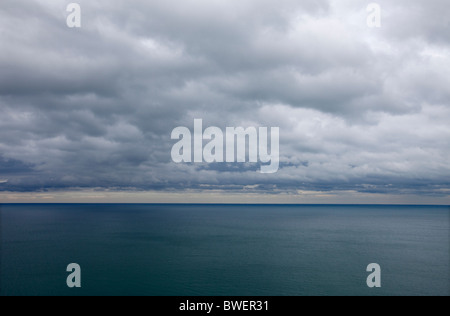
[0,204,448,296]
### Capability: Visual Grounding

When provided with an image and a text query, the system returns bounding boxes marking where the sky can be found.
[0,0,449,204]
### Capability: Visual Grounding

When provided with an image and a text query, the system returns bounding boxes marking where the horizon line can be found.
[1,202,449,207]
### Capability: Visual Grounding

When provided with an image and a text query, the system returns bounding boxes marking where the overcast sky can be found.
[0,0,449,203]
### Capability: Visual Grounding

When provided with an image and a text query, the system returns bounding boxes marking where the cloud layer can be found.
[1,0,449,201]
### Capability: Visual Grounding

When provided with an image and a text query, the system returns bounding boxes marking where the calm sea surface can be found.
[0,204,448,296]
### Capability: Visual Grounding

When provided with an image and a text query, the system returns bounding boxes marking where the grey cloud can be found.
[382,0,450,44]
[0,155,35,175]
[0,0,449,200]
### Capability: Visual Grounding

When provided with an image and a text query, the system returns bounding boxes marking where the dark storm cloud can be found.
[0,155,35,174]
[0,0,449,199]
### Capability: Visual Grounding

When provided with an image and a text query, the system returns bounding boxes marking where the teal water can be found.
[0,204,449,296]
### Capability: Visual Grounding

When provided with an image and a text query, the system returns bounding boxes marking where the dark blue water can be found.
[0,204,449,296]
